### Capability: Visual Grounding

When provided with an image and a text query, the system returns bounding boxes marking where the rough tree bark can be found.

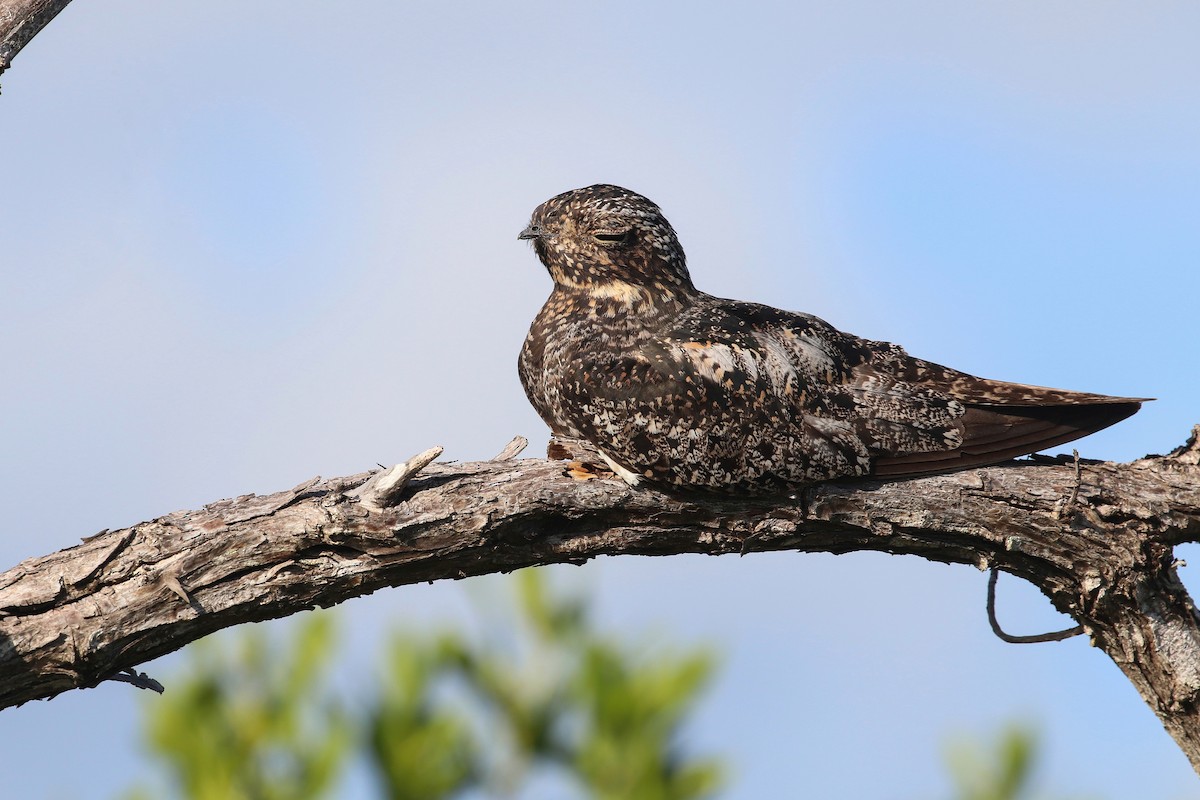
[0,0,74,77]
[2,429,1199,772]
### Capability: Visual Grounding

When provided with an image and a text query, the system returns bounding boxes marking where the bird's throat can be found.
[551,279,693,320]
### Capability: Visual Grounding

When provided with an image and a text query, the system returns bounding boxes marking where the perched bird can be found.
[517,184,1143,493]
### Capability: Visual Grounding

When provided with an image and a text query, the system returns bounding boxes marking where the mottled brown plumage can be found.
[517,184,1143,493]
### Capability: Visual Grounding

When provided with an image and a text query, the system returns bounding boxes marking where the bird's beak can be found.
[518,223,541,241]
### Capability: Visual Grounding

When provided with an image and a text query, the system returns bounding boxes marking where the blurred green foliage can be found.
[126,613,350,800]
[945,724,1038,800]
[125,569,1089,800]
[127,569,722,799]
[941,723,1099,800]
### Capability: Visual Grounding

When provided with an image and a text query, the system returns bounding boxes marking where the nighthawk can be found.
[517,184,1143,493]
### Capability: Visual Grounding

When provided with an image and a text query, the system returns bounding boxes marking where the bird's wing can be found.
[559,297,1143,486]
[866,364,1145,476]
[806,318,1146,476]
[554,299,906,487]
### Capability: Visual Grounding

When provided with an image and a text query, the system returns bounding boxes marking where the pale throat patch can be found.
[584,280,652,304]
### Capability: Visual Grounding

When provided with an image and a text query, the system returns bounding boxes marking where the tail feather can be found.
[872,392,1144,478]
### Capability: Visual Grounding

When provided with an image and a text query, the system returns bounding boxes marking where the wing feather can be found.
[557,295,1144,489]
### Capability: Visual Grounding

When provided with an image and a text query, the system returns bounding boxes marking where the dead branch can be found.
[0,0,74,78]
[2,428,1199,772]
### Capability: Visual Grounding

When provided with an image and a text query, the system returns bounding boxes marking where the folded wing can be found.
[559,296,1144,488]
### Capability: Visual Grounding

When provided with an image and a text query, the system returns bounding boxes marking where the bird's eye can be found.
[593,229,634,245]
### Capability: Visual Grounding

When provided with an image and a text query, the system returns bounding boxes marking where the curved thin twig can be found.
[987,568,1084,644]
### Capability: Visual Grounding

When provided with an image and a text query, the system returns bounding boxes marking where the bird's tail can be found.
[872,381,1146,477]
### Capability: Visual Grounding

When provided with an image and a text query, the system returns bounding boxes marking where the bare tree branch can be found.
[0,0,74,78]
[2,428,1199,772]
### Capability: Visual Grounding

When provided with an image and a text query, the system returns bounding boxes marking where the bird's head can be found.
[519,185,695,301]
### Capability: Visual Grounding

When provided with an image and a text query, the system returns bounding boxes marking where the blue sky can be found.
[2,1,1198,797]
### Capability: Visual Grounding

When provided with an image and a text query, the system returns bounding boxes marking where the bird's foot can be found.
[549,435,636,485]
[566,460,613,481]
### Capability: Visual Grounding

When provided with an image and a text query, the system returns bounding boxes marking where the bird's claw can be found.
[565,460,614,481]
